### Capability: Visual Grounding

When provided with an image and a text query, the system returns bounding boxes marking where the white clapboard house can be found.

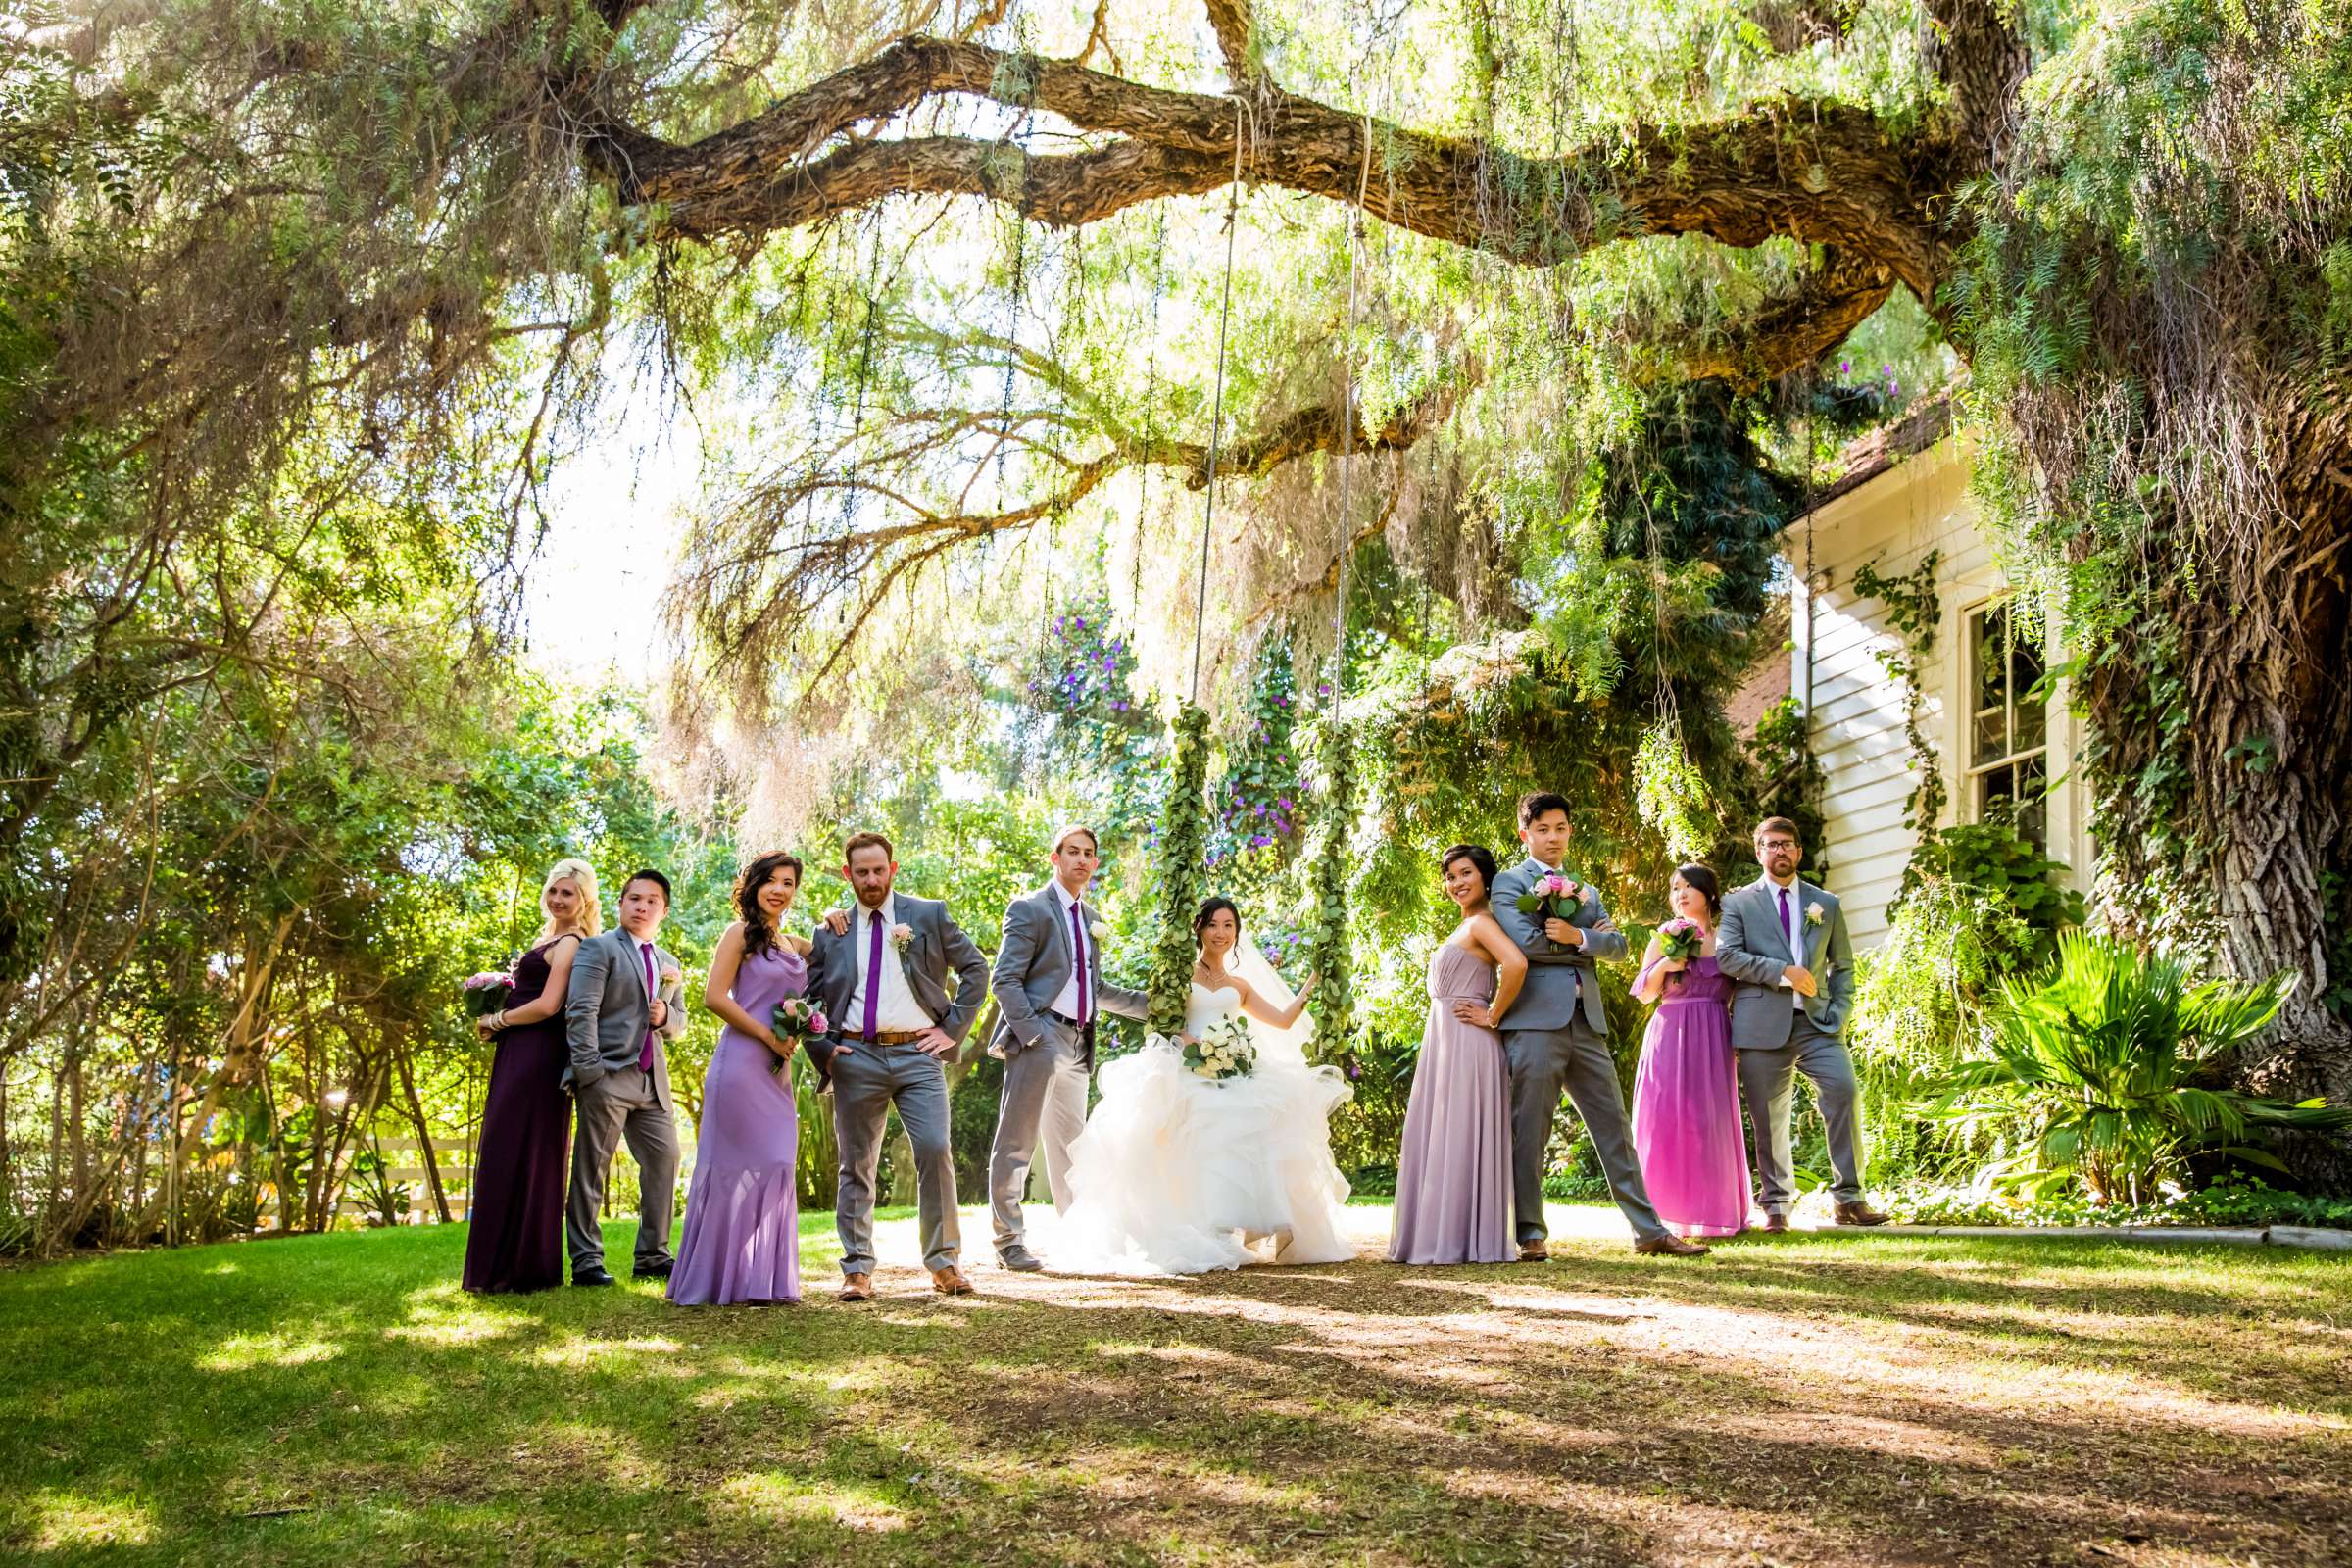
[1766,399,2093,951]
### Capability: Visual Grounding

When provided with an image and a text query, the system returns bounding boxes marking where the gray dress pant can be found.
[566,1067,679,1276]
[987,1021,1090,1253]
[1503,1013,1667,1245]
[832,1040,960,1276]
[1738,1014,1866,1213]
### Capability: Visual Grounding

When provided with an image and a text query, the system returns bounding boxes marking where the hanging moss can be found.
[1301,715,1357,1064]
[1147,702,1212,1038]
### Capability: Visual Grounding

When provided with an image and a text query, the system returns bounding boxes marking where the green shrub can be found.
[1885,1174,2352,1231]
[1929,931,2351,1203]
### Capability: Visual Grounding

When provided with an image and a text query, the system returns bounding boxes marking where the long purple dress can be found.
[1631,954,1751,1238]
[464,937,576,1294]
[669,946,805,1305]
[1390,943,1514,1264]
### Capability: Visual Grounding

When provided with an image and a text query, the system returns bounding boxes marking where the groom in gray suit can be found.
[1715,816,1888,1230]
[806,831,990,1301]
[985,824,1149,1271]
[562,868,689,1286]
[1492,792,1707,1258]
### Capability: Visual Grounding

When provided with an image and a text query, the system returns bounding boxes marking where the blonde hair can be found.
[537,858,604,944]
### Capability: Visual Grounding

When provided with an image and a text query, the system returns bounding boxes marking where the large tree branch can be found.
[584,36,1945,295]
[1673,247,1899,391]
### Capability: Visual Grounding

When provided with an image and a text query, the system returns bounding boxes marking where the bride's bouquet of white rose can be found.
[1183,1011,1257,1082]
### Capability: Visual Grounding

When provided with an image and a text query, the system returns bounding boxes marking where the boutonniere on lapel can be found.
[1088,919,1109,943]
[890,923,914,952]
[1803,905,1826,930]
[659,965,683,989]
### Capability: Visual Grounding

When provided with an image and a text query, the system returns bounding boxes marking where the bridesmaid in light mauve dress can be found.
[1630,864,1751,1239]
[669,851,812,1307]
[1390,845,1529,1265]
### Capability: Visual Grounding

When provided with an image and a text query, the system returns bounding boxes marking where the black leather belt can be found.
[1048,1009,1092,1029]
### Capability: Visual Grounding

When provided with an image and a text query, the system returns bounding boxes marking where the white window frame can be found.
[1962,595,2050,847]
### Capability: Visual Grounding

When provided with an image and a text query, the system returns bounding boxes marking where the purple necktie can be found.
[861,908,884,1040]
[1071,901,1091,1024]
[637,942,659,1071]
[1779,887,1794,954]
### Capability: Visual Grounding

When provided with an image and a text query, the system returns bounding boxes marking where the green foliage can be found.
[1633,721,1716,863]
[1299,717,1358,1065]
[1929,933,2349,1203]
[1848,551,1946,836]
[1147,704,1211,1039]
[1885,1173,2352,1232]
[1901,821,2085,960]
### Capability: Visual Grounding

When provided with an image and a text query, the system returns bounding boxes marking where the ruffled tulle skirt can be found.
[1053,1042,1354,1276]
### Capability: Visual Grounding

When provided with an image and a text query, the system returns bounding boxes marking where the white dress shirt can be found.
[1048,879,1092,1022]
[844,893,934,1033]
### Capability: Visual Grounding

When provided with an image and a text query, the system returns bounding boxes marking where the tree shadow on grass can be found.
[2,1222,2348,1565]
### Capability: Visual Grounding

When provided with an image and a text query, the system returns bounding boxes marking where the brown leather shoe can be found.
[1516,1240,1549,1263]
[931,1264,975,1296]
[838,1273,874,1302]
[1634,1234,1710,1257]
[1835,1200,1891,1227]
[1762,1213,1790,1234]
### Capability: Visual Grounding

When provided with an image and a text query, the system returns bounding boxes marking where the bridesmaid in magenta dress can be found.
[1390,845,1530,1265]
[670,851,811,1306]
[464,860,597,1294]
[1630,864,1752,1238]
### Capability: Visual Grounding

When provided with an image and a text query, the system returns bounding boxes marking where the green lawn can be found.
[4,1207,2348,1565]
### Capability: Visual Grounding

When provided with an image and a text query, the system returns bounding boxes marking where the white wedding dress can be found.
[1052,977,1356,1276]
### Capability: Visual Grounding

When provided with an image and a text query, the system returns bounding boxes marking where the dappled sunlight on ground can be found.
[24,1490,155,1551]
[2,1205,2346,1565]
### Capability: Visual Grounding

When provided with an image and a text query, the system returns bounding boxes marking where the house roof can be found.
[1786,392,1956,523]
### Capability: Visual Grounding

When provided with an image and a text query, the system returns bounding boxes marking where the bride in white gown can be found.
[1053,897,1355,1275]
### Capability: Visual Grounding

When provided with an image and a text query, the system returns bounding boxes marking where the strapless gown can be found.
[1054,981,1354,1275]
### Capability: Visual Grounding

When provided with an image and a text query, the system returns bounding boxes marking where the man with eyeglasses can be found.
[1715,817,1889,1232]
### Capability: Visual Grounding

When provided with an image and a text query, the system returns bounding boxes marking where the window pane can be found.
[2014,690,2047,755]
[1979,764,2018,824]
[1974,707,2010,766]
[2016,756,2049,851]
[2011,621,2046,700]
[1972,607,2009,712]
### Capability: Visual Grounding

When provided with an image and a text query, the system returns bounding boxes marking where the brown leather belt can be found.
[849,1029,925,1045]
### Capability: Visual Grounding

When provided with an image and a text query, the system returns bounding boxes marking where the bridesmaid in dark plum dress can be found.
[669,851,812,1307]
[464,860,599,1294]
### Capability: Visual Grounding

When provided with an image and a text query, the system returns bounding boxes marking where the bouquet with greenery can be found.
[462,970,514,1018]
[1515,873,1586,927]
[1183,1011,1257,1082]
[1656,917,1704,961]
[766,995,831,1073]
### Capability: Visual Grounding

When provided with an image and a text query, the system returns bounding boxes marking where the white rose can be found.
[1089,919,1109,942]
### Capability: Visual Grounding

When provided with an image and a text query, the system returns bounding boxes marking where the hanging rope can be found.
[1189,96,1253,706]
[1330,110,1375,684]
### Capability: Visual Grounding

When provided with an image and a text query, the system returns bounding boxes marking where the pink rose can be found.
[808,1011,828,1035]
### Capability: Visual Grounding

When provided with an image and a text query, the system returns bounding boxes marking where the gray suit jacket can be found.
[1715,877,1854,1048]
[1490,858,1628,1034]
[563,929,687,1102]
[988,883,1148,1065]
[804,893,989,1085]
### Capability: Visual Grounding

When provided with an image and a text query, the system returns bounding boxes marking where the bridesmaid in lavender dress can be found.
[670,851,812,1306]
[1630,865,1751,1238]
[464,860,596,1294]
[1390,845,1529,1265]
